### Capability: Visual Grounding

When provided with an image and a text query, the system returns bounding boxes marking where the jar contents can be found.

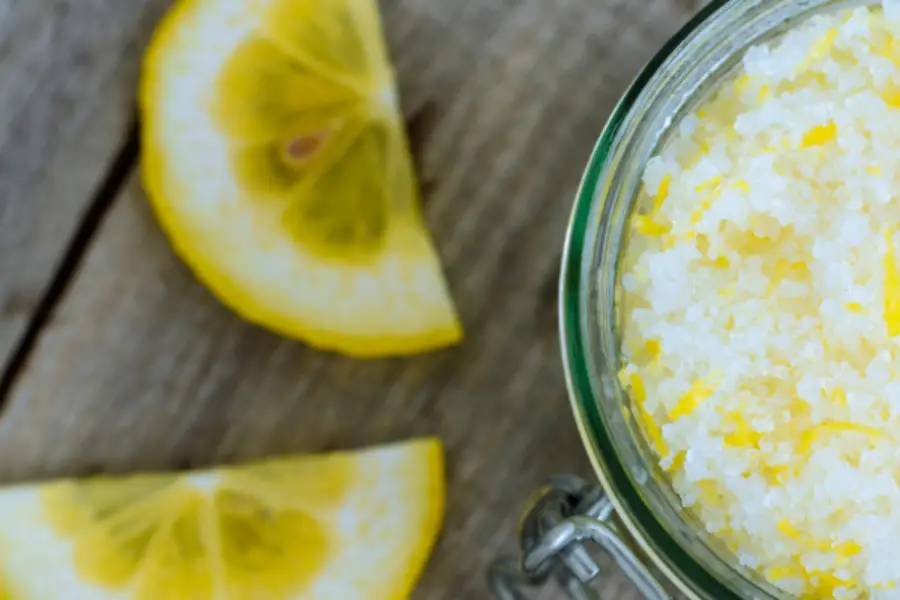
[620,2,900,598]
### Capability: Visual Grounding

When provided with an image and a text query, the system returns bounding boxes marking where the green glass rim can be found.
[558,0,744,597]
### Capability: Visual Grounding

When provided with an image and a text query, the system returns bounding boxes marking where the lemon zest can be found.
[695,175,723,192]
[732,179,751,193]
[806,27,839,65]
[834,540,862,558]
[653,175,671,213]
[830,386,848,407]
[696,479,722,507]
[633,215,669,237]
[670,377,717,420]
[801,122,837,148]
[845,302,865,313]
[872,35,900,68]
[798,421,888,454]
[661,234,678,250]
[767,564,802,581]
[690,189,720,225]
[733,75,752,95]
[634,175,674,238]
[723,314,735,330]
[777,521,855,556]
[768,561,857,596]
[865,164,884,175]
[883,227,900,336]
[723,411,761,448]
[883,86,900,108]
[665,451,686,473]
[804,569,854,598]
[643,339,662,363]
[761,464,790,486]
[777,519,805,541]
[623,371,669,458]
[768,259,807,294]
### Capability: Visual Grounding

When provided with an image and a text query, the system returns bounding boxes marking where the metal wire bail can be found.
[487,475,672,600]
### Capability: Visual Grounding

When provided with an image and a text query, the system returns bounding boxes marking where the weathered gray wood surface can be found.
[0,0,174,369]
[0,0,699,597]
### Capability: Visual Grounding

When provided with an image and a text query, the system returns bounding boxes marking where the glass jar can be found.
[489,0,877,598]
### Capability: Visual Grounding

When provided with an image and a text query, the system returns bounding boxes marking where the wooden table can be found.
[0,0,699,597]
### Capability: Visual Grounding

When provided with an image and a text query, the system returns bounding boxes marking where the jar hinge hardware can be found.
[488,475,671,600]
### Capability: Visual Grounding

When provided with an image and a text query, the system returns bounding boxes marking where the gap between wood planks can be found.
[0,118,141,405]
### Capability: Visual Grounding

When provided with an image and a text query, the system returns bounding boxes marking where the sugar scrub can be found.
[620,3,900,597]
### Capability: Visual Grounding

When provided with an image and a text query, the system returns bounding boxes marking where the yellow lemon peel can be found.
[883,86,900,108]
[621,369,670,458]
[768,561,857,597]
[633,175,673,238]
[798,421,888,454]
[654,174,672,213]
[723,411,761,448]
[732,179,751,193]
[829,386,848,407]
[883,227,900,337]
[803,27,839,68]
[665,451,686,473]
[801,122,838,148]
[643,339,662,363]
[845,302,865,313]
[695,175,723,192]
[872,34,900,68]
[768,564,803,581]
[670,377,718,420]
[777,520,862,562]
[633,215,669,237]
[761,464,790,486]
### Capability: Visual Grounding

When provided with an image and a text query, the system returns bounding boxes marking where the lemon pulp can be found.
[44,465,339,599]
[211,7,401,263]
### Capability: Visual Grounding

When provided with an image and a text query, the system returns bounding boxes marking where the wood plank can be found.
[0,0,175,369]
[0,0,696,597]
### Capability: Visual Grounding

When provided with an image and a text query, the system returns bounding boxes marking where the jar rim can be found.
[558,4,743,596]
[558,0,867,597]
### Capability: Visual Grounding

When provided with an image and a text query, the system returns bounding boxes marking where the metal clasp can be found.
[488,475,672,600]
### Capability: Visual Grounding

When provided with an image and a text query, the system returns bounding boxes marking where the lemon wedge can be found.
[140,0,463,356]
[0,438,444,599]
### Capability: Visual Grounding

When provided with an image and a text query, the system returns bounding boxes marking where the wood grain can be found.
[0,0,696,597]
[0,0,176,368]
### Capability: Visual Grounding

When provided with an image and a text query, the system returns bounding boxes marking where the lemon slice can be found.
[140,0,463,356]
[0,438,444,599]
